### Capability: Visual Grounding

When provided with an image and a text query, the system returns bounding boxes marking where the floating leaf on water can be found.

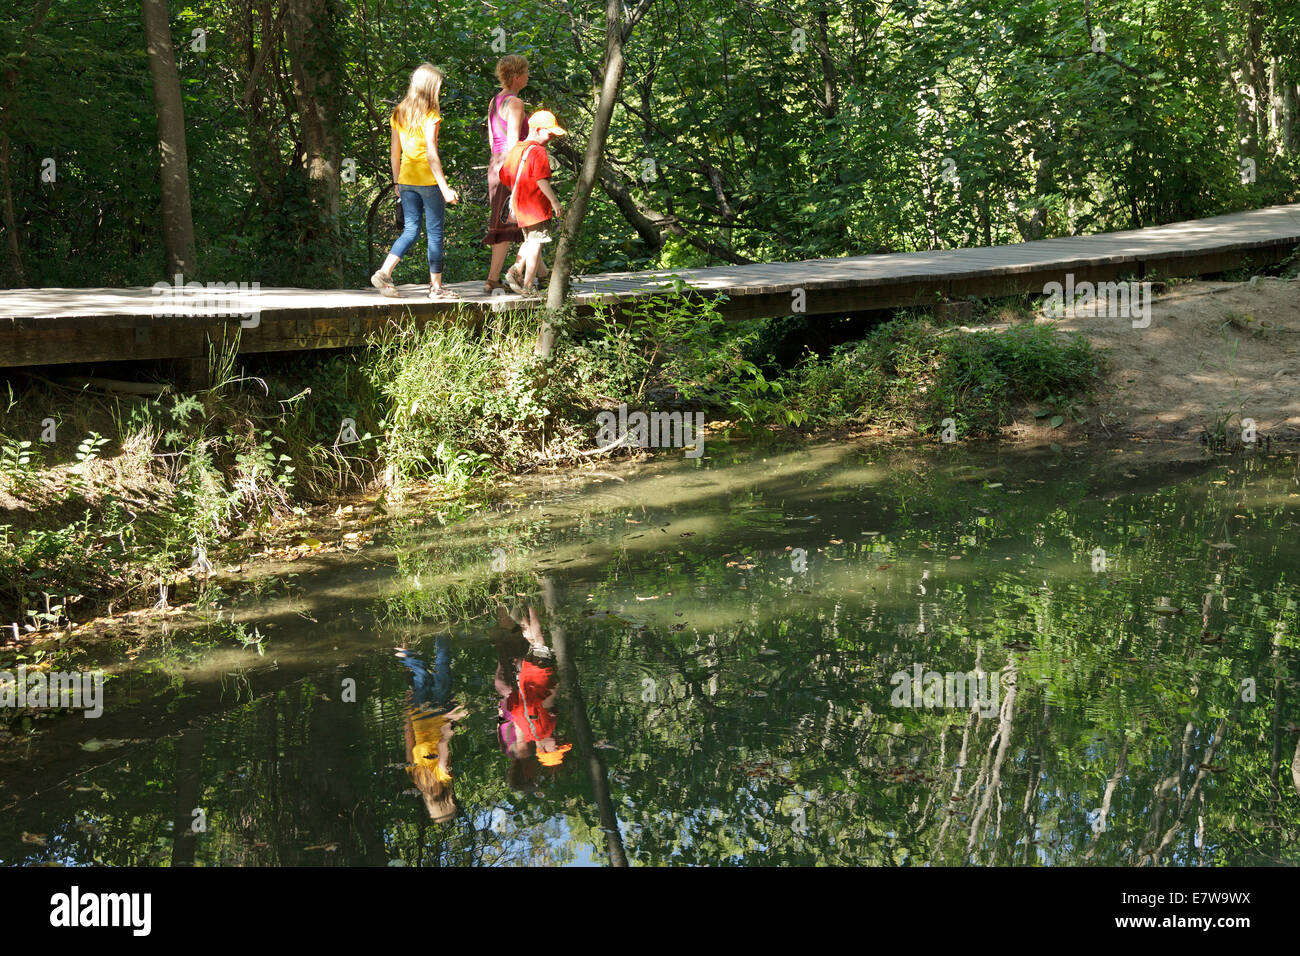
[80,738,130,752]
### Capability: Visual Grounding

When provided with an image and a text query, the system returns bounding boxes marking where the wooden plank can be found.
[0,202,1296,367]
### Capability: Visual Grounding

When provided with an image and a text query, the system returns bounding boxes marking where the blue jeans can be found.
[389,183,445,274]
[398,640,453,713]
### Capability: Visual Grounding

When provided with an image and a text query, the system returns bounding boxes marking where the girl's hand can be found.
[394,183,401,197]
[442,186,459,204]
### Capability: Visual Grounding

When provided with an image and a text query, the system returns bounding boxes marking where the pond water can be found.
[3,439,1298,866]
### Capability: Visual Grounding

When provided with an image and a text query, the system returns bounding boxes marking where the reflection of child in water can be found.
[491,605,571,791]
[397,640,467,823]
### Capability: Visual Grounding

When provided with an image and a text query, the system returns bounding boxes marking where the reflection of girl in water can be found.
[397,640,468,823]
[491,605,571,791]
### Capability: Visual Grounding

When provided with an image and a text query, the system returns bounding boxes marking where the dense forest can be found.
[2,0,1298,291]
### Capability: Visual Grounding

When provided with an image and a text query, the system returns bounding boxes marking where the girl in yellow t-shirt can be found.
[370,64,461,300]
[397,643,466,823]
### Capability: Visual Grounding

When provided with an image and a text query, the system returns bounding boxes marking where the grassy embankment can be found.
[0,293,1102,630]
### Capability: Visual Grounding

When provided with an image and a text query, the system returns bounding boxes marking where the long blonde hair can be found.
[393,63,443,131]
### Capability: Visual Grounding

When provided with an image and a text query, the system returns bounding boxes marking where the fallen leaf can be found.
[80,738,130,752]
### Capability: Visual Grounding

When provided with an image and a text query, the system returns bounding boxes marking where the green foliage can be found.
[787,317,1102,436]
[4,0,1296,287]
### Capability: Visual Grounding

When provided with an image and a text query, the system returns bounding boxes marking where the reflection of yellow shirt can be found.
[409,708,453,783]
[392,111,441,186]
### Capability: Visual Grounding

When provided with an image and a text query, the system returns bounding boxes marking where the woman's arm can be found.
[424,118,459,203]
[390,126,402,192]
[503,95,525,155]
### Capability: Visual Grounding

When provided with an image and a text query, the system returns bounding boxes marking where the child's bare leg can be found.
[522,240,541,287]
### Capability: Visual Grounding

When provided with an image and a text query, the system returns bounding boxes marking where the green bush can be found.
[787,317,1102,437]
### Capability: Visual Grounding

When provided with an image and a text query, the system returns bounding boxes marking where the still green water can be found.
[3,440,1298,866]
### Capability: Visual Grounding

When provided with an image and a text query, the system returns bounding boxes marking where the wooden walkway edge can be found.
[0,203,1297,370]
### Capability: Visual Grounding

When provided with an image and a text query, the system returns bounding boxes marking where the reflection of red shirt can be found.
[500,142,552,228]
[508,661,557,741]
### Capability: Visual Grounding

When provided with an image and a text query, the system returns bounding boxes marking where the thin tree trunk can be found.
[0,0,53,285]
[1282,77,1298,158]
[537,576,629,867]
[0,133,24,284]
[540,0,645,354]
[1291,736,1300,800]
[169,727,205,866]
[142,0,198,278]
[286,0,343,283]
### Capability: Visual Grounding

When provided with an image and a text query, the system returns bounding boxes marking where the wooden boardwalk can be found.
[1,202,1297,371]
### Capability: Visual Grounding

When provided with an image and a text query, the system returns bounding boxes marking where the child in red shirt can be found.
[492,603,571,790]
[499,110,566,295]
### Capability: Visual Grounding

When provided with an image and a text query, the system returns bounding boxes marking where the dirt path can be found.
[1041,276,1300,444]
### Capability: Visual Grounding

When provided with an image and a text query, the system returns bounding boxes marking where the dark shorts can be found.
[483,151,524,246]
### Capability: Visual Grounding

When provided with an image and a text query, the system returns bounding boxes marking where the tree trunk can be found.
[540,0,641,355]
[1,0,54,285]
[0,132,24,284]
[141,0,198,279]
[169,727,205,866]
[1291,736,1300,800]
[538,576,628,867]
[1282,75,1298,158]
[286,0,343,284]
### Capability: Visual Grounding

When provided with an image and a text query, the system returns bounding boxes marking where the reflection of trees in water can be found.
[5,454,1299,866]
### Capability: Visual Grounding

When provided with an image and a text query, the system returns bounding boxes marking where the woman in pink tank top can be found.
[482,56,531,293]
